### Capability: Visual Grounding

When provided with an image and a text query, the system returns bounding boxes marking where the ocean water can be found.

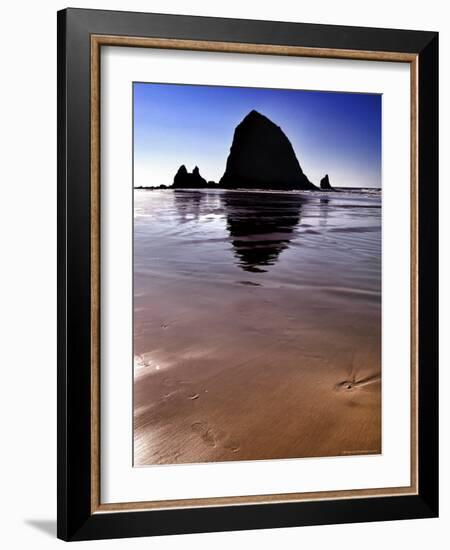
[133,189,381,465]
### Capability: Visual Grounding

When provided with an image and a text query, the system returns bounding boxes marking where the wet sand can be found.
[133,189,381,465]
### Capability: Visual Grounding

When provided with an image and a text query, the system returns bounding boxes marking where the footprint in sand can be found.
[191,421,240,453]
[162,377,203,401]
[191,422,217,447]
[223,439,240,453]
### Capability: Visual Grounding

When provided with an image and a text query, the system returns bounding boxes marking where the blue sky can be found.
[133,82,381,188]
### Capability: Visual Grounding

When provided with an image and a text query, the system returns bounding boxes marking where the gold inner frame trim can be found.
[90,34,419,514]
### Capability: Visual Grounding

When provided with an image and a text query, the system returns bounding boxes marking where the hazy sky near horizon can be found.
[133,82,381,188]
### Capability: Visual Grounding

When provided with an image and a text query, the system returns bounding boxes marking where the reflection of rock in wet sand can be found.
[173,189,224,224]
[173,190,203,223]
[319,196,330,227]
[221,191,305,272]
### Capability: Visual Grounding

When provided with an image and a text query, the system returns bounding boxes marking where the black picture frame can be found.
[57,7,438,541]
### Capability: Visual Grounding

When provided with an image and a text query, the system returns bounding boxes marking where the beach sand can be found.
[133,189,381,465]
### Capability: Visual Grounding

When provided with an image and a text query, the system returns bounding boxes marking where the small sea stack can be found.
[173,165,207,189]
[320,174,335,191]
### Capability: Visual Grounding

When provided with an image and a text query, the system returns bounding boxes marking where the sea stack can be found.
[320,174,334,191]
[219,110,317,190]
[173,165,207,188]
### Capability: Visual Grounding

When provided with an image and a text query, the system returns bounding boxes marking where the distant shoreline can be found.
[133,186,381,193]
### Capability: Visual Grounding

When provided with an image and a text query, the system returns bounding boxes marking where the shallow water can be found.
[133,189,381,465]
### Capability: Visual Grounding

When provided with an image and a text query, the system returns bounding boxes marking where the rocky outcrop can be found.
[172,165,207,188]
[320,174,334,191]
[219,110,317,190]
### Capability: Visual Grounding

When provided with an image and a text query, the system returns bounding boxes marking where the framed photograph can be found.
[57,8,438,541]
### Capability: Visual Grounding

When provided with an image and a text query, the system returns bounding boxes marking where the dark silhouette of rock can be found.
[221,191,305,272]
[192,166,203,179]
[219,110,317,190]
[320,174,334,191]
[173,165,207,188]
[173,164,188,183]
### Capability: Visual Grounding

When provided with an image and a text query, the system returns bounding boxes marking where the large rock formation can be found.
[320,174,334,191]
[219,110,317,190]
[172,165,207,188]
